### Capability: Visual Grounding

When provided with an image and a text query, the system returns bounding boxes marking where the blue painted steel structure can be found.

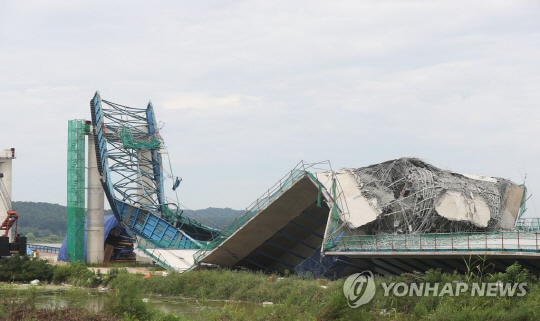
[89,92,217,250]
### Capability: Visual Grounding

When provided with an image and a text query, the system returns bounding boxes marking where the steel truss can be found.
[90,92,217,250]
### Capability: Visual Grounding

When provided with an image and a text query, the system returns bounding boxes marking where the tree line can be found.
[13,201,243,242]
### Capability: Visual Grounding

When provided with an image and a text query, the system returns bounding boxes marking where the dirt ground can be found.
[36,251,163,275]
[87,267,165,275]
[37,251,67,265]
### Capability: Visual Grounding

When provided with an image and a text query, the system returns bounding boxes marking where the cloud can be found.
[0,1,539,211]
[161,93,261,115]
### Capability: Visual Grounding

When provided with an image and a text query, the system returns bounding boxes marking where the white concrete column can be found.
[0,154,14,242]
[86,131,105,263]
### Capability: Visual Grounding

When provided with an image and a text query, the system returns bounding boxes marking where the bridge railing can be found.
[325,231,540,253]
[138,241,173,270]
[193,160,313,264]
[28,244,61,254]
[515,218,540,231]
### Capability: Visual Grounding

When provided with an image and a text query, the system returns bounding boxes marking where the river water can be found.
[32,243,63,248]
[33,288,258,320]
[22,244,260,318]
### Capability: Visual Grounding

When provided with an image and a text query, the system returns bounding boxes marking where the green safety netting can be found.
[121,127,160,149]
[67,120,86,263]
[515,218,540,231]
[518,185,528,218]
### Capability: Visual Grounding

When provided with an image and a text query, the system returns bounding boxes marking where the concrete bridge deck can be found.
[323,232,540,275]
[197,174,329,274]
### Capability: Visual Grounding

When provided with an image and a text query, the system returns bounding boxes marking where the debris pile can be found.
[349,158,523,233]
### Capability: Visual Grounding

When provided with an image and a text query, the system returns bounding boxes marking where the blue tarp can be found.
[57,215,126,262]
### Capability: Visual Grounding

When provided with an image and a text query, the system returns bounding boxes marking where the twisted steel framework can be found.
[89,92,217,251]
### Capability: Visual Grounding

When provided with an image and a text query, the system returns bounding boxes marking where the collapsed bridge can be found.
[67,91,537,277]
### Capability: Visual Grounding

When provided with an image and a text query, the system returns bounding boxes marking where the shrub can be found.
[102,267,128,287]
[0,255,54,282]
[52,262,95,286]
[496,262,536,284]
[104,273,153,320]
[21,257,54,282]
[413,301,428,319]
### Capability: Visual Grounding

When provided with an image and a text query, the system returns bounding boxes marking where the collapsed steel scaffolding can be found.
[354,158,518,233]
[321,158,530,256]
[89,92,218,265]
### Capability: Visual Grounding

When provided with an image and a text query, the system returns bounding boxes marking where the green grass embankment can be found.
[2,255,540,320]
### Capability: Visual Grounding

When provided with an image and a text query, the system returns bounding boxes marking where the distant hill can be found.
[14,201,67,238]
[183,207,245,229]
[12,201,243,239]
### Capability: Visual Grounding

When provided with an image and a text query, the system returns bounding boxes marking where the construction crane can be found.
[0,173,18,241]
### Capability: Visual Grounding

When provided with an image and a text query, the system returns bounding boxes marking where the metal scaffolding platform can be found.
[66,119,88,262]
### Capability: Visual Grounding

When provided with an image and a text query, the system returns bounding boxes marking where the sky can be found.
[0,1,539,216]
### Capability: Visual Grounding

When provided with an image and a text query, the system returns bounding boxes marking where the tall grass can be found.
[103,264,540,321]
[2,255,540,320]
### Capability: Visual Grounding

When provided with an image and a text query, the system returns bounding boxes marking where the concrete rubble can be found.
[315,158,525,234]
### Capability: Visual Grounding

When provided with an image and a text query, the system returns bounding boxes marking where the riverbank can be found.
[1,255,540,320]
[30,249,163,276]
[0,284,259,320]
